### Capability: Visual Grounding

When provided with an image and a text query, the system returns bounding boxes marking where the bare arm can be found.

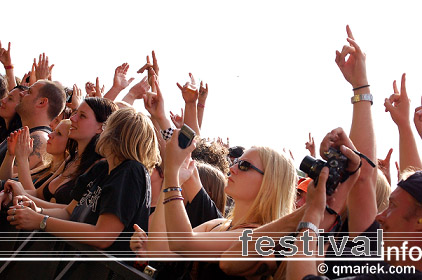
[335,25,377,235]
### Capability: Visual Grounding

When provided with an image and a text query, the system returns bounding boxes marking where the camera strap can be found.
[347,150,376,177]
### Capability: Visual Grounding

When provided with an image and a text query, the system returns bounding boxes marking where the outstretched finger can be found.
[400,73,408,100]
[393,80,398,94]
[346,37,362,55]
[189,73,196,85]
[346,25,355,41]
[384,148,393,162]
[176,83,183,90]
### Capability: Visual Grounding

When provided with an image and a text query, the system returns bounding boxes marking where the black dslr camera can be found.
[299,147,349,195]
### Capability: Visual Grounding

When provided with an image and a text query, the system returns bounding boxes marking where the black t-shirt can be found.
[70,160,151,256]
[303,221,422,280]
[185,187,223,228]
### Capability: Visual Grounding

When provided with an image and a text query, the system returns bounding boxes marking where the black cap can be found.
[397,171,422,204]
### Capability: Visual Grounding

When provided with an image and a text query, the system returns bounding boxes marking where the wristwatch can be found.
[296,221,319,237]
[40,215,50,231]
[351,93,373,105]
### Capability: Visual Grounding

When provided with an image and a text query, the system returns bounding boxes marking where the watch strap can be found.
[351,93,373,105]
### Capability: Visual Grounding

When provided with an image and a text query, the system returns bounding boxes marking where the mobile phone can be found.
[178,124,196,149]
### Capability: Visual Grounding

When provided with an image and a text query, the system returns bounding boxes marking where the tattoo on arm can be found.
[30,135,42,160]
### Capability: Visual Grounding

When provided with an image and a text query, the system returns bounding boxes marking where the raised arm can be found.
[385,74,422,171]
[0,130,20,180]
[197,81,208,129]
[15,126,36,190]
[34,53,54,81]
[143,77,172,130]
[122,76,150,105]
[0,41,17,90]
[335,25,377,234]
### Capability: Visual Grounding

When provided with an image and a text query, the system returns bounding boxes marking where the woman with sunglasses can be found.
[147,129,297,278]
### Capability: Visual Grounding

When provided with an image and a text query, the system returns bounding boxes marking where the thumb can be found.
[128,77,135,85]
[385,148,393,162]
[316,166,329,193]
[133,224,142,232]
[384,98,394,113]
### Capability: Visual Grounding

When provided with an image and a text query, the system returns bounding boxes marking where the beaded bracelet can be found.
[163,187,182,193]
[163,196,184,205]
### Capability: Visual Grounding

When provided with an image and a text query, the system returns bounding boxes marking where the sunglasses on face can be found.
[233,158,264,175]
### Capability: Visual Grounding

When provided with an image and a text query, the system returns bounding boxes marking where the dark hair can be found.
[84,97,118,123]
[65,97,118,179]
[191,138,230,175]
[0,75,7,100]
[0,114,22,143]
[37,80,66,121]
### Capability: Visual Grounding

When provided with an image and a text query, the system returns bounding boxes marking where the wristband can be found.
[163,196,184,205]
[4,65,13,70]
[352,84,370,91]
[163,187,182,193]
[351,93,373,105]
[198,103,205,109]
[296,221,319,237]
[160,127,175,141]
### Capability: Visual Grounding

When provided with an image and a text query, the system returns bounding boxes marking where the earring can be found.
[418,218,422,224]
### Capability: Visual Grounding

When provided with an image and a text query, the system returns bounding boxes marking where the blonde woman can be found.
[6,108,160,255]
[146,130,297,278]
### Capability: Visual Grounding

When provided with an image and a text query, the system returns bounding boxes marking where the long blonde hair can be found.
[228,146,297,228]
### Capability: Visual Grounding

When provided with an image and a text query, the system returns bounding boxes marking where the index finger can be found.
[346,25,355,41]
[133,224,142,232]
[385,148,393,161]
[400,73,408,99]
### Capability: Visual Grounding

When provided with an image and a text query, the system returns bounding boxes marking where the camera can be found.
[299,147,349,195]
[178,124,196,149]
[64,87,73,103]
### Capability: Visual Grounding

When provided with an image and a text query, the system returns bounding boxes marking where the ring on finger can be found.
[12,208,16,215]
[11,215,15,221]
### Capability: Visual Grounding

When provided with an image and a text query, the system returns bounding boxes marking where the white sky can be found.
[3,0,422,187]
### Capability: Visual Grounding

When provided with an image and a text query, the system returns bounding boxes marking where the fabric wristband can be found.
[160,127,175,141]
[4,65,13,70]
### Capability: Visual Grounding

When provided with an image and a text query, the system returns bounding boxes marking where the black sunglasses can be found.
[233,158,264,175]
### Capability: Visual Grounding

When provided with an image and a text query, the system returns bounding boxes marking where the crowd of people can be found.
[0,25,421,279]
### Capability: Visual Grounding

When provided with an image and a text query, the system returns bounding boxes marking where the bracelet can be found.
[163,196,184,205]
[296,221,320,237]
[163,187,182,193]
[352,84,370,91]
[351,93,373,105]
[4,65,13,70]
[160,127,175,141]
[198,103,205,109]
[40,207,44,214]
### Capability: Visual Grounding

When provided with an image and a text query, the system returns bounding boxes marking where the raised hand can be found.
[0,41,12,67]
[414,97,422,139]
[21,72,31,87]
[384,74,410,127]
[143,76,165,121]
[177,73,199,104]
[377,148,393,185]
[335,25,368,88]
[113,63,135,91]
[93,77,105,97]
[34,53,54,81]
[15,126,33,162]
[7,129,22,157]
[137,51,160,89]
[67,84,83,110]
[128,76,150,99]
[305,132,316,157]
[170,108,184,129]
[198,81,208,106]
[85,81,96,97]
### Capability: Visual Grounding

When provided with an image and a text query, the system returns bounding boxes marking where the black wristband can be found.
[352,84,370,91]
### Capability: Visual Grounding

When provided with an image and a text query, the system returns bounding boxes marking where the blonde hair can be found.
[96,108,161,174]
[228,147,297,228]
[376,169,391,213]
[197,162,227,215]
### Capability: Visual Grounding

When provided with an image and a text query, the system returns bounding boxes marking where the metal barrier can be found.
[0,228,153,280]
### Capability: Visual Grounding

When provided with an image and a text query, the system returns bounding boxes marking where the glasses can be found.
[233,158,264,175]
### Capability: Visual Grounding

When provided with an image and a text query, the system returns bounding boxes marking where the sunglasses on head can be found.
[233,158,264,175]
